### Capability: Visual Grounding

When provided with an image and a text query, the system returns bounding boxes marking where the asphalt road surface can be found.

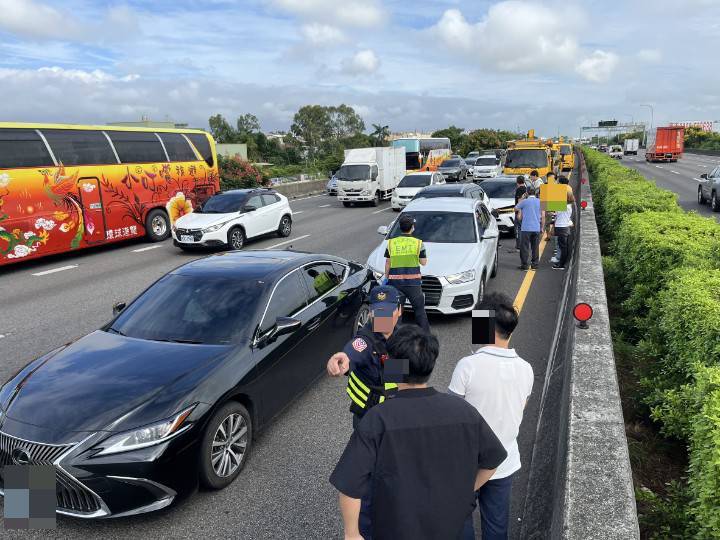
[620,151,720,221]
[0,178,573,539]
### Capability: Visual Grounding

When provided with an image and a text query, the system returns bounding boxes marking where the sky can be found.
[1,0,719,137]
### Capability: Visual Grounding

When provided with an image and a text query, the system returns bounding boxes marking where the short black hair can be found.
[477,292,519,339]
[516,175,525,185]
[530,170,539,177]
[399,215,415,233]
[386,325,439,384]
[546,171,556,178]
[526,186,537,196]
[558,175,569,185]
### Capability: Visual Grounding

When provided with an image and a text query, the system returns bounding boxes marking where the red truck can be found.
[645,126,684,162]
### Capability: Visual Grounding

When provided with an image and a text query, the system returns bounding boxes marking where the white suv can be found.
[367,197,499,314]
[172,189,292,251]
[391,172,445,211]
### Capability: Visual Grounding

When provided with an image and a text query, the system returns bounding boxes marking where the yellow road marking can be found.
[508,234,549,345]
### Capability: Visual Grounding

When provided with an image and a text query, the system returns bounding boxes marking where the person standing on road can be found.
[552,200,573,270]
[384,214,430,332]
[551,175,575,265]
[526,170,543,191]
[515,186,544,271]
[449,292,534,540]
[512,176,527,253]
[330,325,508,540]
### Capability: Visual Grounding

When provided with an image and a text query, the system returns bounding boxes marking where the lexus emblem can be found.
[11,448,31,465]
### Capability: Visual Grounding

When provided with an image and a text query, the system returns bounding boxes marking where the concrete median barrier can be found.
[272,179,327,199]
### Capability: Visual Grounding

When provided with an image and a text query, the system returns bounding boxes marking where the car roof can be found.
[172,250,331,279]
[217,188,278,196]
[403,171,434,176]
[403,197,479,213]
[419,183,477,193]
[482,176,518,183]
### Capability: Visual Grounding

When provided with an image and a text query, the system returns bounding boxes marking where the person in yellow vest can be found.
[384,214,430,332]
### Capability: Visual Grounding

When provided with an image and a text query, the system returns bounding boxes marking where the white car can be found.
[172,188,292,251]
[609,145,624,159]
[367,198,499,315]
[473,155,502,178]
[391,172,445,211]
[477,176,519,235]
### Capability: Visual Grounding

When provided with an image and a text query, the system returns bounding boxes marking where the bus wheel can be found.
[145,209,170,242]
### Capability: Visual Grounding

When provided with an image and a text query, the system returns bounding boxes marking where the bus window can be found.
[159,132,197,162]
[41,129,118,166]
[186,133,214,167]
[0,128,55,169]
[107,131,167,164]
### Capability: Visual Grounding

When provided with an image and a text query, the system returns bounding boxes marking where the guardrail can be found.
[519,152,639,539]
[685,148,720,156]
[272,178,327,199]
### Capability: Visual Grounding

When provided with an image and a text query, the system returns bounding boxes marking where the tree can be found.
[370,124,390,146]
[208,114,237,144]
[432,126,466,153]
[290,105,333,161]
[218,155,267,190]
[236,113,261,135]
[327,104,365,140]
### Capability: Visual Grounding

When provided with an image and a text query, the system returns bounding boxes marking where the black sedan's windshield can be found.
[505,149,548,168]
[439,159,463,168]
[201,193,247,214]
[398,174,432,188]
[109,275,263,344]
[388,212,476,243]
[479,181,516,199]
[337,164,370,181]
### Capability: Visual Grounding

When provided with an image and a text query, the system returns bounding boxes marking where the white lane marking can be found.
[132,245,163,252]
[293,211,304,215]
[655,165,664,168]
[264,234,311,250]
[670,170,680,175]
[318,204,331,208]
[372,207,392,214]
[292,193,326,201]
[694,178,703,182]
[32,265,78,276]
[0,334,5,339]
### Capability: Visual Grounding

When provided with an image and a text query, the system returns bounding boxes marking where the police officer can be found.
[326,285,403,429]
[384,214,430,332]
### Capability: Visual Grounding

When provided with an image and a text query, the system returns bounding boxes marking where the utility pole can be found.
[640,104,654,147]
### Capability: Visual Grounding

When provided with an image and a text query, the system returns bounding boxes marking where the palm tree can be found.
[371,124,390,147]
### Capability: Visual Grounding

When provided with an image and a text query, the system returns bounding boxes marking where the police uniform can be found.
[384,231,430,332]
[343,286,401,429]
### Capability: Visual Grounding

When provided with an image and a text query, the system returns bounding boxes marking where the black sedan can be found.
[437,158,468,182]
[0,251,372,518]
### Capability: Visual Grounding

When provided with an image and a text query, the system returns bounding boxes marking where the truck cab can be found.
[337,147,406,207]
[504,131,554,180]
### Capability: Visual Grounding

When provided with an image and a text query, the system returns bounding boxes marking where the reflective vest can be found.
[345,328,398,416]
[387,236,422,281]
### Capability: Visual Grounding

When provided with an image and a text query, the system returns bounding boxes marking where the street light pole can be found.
[640,104,654,146]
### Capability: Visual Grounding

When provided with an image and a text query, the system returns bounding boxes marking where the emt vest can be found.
[346,328,398,416]
[387,235,422,283]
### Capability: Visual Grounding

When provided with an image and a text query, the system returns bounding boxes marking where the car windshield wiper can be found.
[106,327,126,336]
[155,338,205,344]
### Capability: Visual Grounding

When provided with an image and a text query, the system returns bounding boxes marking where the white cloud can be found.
[575,50,619,82]
[637,48,662,63]
[0,0,79,39]
[270,0,386,28]
[341,49,380,75]
[300,23,346,45]
[432,3,580,73]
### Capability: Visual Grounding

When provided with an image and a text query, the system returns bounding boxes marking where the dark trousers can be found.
[555,227,571,266]
[461,475,514,540]
[353,413,374,539]
[514,214,522,249]
[519,231,540,267]
[393,283,430,332]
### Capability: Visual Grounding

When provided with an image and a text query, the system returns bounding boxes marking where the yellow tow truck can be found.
[503,129,554,180]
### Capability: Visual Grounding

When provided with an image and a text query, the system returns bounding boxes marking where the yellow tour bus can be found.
[0,122,219,266]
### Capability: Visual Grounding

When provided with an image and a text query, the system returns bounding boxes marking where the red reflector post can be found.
[574,302,593,329]
[580,200,588,210]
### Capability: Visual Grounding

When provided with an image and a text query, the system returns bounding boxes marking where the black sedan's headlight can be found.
[93,404,196,456]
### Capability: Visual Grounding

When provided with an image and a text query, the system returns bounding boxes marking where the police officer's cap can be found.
[369,285,402,316]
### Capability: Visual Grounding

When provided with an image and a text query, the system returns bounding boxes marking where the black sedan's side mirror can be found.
[258,317,301,347]
[113,302,126,316]
[701,173,708,179]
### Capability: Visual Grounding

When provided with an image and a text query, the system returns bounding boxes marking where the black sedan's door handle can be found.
[306,318,321,332]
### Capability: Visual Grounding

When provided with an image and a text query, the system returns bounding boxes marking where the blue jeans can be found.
[461,474,514,540]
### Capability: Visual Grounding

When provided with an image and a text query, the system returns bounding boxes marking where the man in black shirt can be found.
[513,175,527,252]
[330,325,507,540]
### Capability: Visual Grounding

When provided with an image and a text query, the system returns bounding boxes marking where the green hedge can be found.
[584,148,720,538]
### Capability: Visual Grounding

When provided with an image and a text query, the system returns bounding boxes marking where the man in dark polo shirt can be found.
[330,325,507,540]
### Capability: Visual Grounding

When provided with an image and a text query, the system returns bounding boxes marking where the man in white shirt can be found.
[449,292,534,540]
[552,201,574,270]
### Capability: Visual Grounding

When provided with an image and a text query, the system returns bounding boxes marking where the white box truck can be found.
[337,147,406,207]
[623,138,639,155]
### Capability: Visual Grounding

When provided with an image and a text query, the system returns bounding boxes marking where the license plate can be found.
[180,235,194,243]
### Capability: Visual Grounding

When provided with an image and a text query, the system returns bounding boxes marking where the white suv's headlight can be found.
[446,270,476,284]
[203,221,229,233]
[94,405,196,456]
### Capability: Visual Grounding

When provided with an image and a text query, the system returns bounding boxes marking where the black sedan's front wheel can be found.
[199,401,252,490]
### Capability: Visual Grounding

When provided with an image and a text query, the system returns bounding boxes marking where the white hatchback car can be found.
[473,154,502,178]
[172,188,292,251]
[367,198,499,314]
[391,172,445,211]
